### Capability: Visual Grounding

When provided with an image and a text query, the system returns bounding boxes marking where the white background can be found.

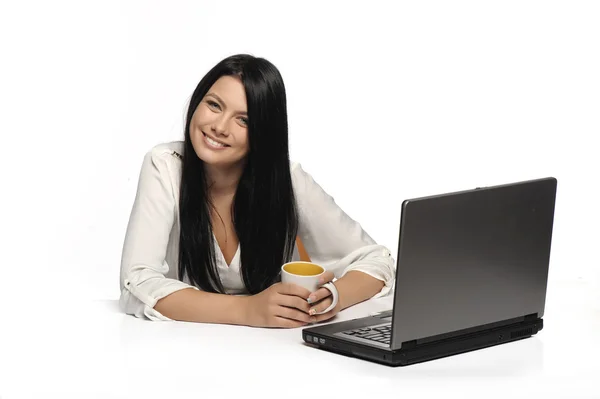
[1,0,599,398]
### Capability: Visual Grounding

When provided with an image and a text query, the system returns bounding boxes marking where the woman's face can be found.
[190,75,249,168]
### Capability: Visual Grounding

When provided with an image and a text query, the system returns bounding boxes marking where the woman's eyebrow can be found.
[206,92,224,104]
[206,92,247,115]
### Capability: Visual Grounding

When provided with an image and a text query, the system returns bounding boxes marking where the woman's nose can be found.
[211,115,228,136]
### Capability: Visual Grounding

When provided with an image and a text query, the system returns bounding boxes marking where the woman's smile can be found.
[202,131,230,150]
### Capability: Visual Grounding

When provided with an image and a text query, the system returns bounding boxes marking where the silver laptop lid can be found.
[390,177,557,350]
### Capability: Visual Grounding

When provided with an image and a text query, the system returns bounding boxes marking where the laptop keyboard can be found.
[342,324,392,344]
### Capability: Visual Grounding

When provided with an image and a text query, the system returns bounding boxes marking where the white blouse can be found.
[119,141,396,321]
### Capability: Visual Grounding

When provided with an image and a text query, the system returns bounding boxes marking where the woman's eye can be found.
[239,117,248,126]
[207,100,220,110]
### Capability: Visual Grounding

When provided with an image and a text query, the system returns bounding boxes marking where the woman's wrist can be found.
[331,271,384,310]
[236,295,253,326]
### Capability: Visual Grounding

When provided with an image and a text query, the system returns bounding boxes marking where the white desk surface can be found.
[1,279,598,399]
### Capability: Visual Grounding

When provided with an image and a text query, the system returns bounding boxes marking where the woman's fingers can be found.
[277,282,312,301]
[318,271,335,284]
[308,297,333,316]
[278,292,311,314]
[307,271,335,303]
[307,286,332,305]
[275,305,315,324]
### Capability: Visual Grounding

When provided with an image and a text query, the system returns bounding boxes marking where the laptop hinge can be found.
[401,314,538,347]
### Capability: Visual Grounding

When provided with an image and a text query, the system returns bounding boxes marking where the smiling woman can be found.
[190,76,250,166]
[119,54,396,328]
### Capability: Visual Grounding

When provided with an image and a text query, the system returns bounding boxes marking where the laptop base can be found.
[302,317,543,366]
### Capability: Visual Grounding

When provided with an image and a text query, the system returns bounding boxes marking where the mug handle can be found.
[315,282,339,315]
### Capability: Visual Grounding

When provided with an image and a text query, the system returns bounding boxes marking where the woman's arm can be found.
[155,284,317,328]
[119,145,201,321]
[304,269,386,318]
[153,288,247,324]
[292,163,396,307]
[331,271,385,310]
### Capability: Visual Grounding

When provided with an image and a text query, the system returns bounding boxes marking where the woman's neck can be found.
[205,163,244,198]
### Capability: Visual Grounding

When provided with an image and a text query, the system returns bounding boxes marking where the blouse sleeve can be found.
[119,147,198,321]
[292,163,396,298]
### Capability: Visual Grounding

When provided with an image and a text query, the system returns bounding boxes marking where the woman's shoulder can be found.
[289,160,304,181]
[146,140,185,162]
[139,141,185,190]
[289,160,318,193]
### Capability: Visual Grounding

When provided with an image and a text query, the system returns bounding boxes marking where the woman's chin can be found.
[197,150,246,169]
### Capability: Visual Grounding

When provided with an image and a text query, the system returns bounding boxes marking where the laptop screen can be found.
[391,178,557,347]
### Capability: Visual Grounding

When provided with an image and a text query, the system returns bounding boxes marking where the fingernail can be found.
[311,317,317,323]
[318,277,324,283]
[307,295,316,303]
[309,308,316,316]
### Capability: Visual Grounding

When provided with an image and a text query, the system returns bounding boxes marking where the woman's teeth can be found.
[205,134,227,148]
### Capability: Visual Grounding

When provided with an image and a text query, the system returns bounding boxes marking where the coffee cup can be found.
[280,261,339,315]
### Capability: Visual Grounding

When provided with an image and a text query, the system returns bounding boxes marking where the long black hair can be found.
[178,54,298,295]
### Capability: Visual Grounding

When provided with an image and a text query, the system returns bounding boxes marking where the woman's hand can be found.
[243,283,316,328]
[306,271,342,323]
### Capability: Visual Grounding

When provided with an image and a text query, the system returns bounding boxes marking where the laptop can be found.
[302,177,557,366]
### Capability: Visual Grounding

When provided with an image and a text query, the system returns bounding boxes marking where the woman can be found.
[119,54,396,328]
